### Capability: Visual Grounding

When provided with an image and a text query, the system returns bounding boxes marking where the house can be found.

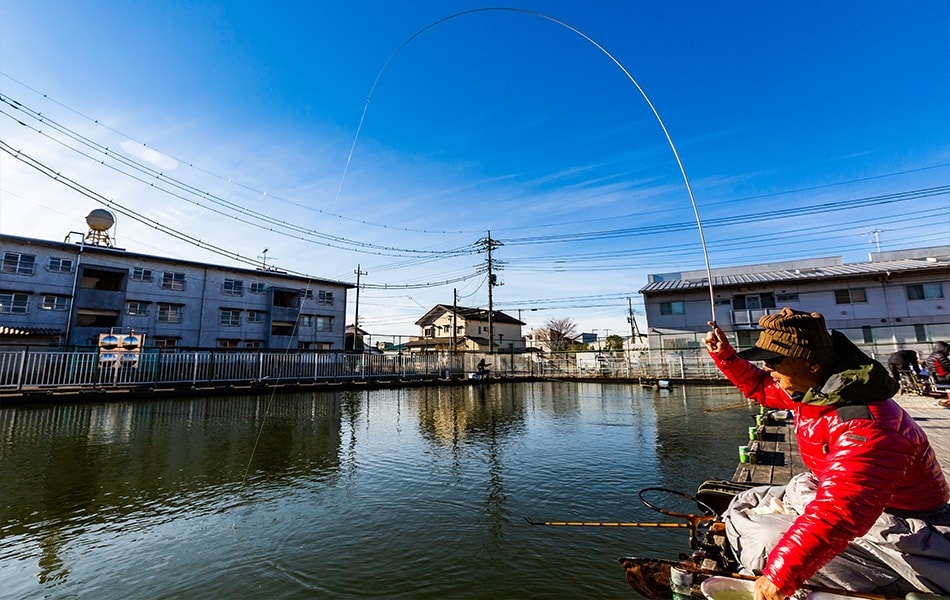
[639,245,950,354]
[0,229,352,350]
[345,324,372,352]
[408,304,525,353]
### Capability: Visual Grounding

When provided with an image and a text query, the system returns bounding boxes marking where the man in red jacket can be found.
[703,308,950,600]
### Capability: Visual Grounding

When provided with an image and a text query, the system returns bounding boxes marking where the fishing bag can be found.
[695,479,758,516]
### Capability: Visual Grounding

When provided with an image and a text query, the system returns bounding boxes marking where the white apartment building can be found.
[640,246,950,354]
[0,233,352,350]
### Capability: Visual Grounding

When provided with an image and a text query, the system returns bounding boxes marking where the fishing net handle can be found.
[637,487,717,524]
[638,487,719,549]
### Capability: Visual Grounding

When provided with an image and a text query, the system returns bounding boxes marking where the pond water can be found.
[0,381,755,599]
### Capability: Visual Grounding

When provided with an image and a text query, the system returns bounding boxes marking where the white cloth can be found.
[724,472,950,594]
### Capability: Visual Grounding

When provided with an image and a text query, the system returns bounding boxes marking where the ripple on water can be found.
[0,383,752,599]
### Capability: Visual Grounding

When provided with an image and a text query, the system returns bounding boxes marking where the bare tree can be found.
[605,334,625,352]
[539,317,578,352]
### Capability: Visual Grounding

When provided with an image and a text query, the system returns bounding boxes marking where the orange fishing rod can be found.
[525,517,688,528]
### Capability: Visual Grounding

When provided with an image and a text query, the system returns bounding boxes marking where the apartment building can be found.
[0,233,352,350]
[640,245,950,353]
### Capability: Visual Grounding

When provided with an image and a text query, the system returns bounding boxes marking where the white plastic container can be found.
[699,576,755,600]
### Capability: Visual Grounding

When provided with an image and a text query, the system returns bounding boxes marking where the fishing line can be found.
[337,7,717,322]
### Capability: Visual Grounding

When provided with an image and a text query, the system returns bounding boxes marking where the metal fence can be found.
[0,348,728,393]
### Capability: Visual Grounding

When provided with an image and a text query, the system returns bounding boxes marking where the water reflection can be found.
[0,382,754,599]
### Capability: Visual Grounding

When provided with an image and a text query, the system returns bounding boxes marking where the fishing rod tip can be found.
[523,516,536,525]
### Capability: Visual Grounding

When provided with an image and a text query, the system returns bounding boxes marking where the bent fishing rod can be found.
[340,7,718,324]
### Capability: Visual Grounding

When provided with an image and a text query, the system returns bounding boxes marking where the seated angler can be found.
[702,308,950,600]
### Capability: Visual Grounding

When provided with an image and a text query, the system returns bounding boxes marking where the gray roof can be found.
[640,255,950,294]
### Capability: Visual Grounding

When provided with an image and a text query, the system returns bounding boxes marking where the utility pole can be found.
[627,297,641,340]
[352,265,367,351]
[626,297,641,377]
[477,231,503,355]
[452,288,458,354]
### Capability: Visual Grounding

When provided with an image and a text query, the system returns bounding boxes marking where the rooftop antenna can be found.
[258,248,277,271]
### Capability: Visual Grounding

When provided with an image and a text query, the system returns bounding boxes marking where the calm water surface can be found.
[0,381,755,599]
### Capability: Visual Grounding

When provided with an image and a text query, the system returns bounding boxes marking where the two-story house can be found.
[409,304,525,353]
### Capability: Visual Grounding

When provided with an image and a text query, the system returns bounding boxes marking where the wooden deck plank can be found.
[731,396,950,486]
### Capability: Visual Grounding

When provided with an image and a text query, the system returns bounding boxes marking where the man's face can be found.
[764,356,823,394]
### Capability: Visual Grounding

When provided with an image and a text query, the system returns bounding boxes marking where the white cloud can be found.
[120,141,178,170]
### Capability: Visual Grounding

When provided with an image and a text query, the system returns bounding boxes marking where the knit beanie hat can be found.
[737,307,835,366]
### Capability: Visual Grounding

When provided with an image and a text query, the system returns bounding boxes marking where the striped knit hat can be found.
[737,307,835,366]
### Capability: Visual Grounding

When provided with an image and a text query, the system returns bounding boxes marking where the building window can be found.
[659,301,685,315]
[317,290,334,305]
[298,341,312,349]
[861,326,874,344]
[161,272,186,291]
[733,293,775,310]
[250,282,266,294]
[914,324,928,343]
[217,339,240,349]
[152,337,178,348]
[834,288,867,304]
[0,292,30,314]
[775,293,799,303]
[300,314,314,327]
[127,301,150,316]
[247,310,265,323]
[157,303,183,323]
[316,316,333,332]
[41,295,70,311]
[132,267,154,282]
[222,279,244,296]
[906,283,944,301]
[302,289,315,300]
[220,309,242,326]
[1,252,36,275]
[47,257,74,273]
[245,340,263,349]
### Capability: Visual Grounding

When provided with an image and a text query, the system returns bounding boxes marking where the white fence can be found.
[0,348,727,393]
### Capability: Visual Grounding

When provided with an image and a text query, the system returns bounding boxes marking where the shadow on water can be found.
[0,382,755,599]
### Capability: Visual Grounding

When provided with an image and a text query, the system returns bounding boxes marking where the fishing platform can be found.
[731,395,950,486]
[731,409,803,485]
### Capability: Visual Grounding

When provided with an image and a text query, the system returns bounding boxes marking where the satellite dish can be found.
[86,209,115,232]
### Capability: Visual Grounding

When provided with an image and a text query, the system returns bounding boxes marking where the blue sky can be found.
[1,1,948,340]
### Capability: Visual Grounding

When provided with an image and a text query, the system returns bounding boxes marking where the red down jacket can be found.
[710,332,949,595]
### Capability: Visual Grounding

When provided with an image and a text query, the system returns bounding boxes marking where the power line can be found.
[499,185,948,246]
[0,93,479,258]
[0,76,470,236]
[0,141,486,290]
